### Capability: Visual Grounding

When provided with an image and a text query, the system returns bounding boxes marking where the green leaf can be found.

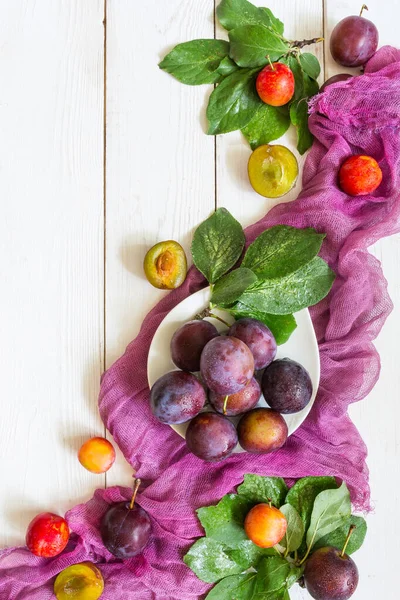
[184,538,247,583]
[237,474,288,507]
[238,256,335,315]
[299,53,321,80]
[207,68,262,135]
[229,539,278,568]
[260,8,284,35]
[286,564,304,588]
[211,267,258,307]
[229,25,288,68]
[279,504,305,553]
[191,208,245,284]
[285,476,338,533]
[242,225,325,279]
[228,304,297,345]
[217,56,240,77]
[306,482,352,549]
[159,39,230,85]
[197,494,252,547]
[217,0,283,33]
[289,99,313,155]
[313,515,367,555]
[205,573,256,600]
[254,556,291,593]
[242,104,290,150]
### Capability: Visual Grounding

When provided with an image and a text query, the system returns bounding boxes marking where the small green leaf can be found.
[207,68,262,135]
[313,515,367,555]
[159,39,230,85]
[217,56,240,77]
[242,104,290,149]
[197,494,252,547]
[238,256,335,315]
[205,573,256,600]
[299,53,321,80]
[280,504,305,553]
[191,208,245,284]
[217,0,283,34]
[184,538,246,583]
[285,477,338,533]
[306,482,352,549]
[242,225,325,279]
[211,267,257,307]
[289,99,313,155]
[237,474,288,506]
[229,25,289,68]
[228,304,297,345]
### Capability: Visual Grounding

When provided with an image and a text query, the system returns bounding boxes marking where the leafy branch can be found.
[184,475,367,599]
[190,208,334,345]
[159,0,322,154]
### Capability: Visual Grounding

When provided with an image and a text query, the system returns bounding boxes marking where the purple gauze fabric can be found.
[1,46,400,600]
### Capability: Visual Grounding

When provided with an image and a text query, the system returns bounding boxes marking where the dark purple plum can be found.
[170,320,219,372]
[237,407,288,453]
[101,480,152,559]
[320,73,353,92]
[330,12,378,67]
[200,336,254,395]
[304,546,359,600]
[185,412,238,461]
[228,318,277,370]
[262,358,312,414]
[209,377,261,416]
[150,370,206,424]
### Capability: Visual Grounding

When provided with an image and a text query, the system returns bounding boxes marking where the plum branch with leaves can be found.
[159,0,322,154]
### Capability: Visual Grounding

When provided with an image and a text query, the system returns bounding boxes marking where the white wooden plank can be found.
[215,0,324,228]
[325,2,400,597]
[0,0,105,545]
[105,0,215,486]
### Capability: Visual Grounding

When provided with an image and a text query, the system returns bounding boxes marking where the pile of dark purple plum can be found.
[150,317,313,462]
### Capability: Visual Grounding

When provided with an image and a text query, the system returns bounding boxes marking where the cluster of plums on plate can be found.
[150,317,313,462]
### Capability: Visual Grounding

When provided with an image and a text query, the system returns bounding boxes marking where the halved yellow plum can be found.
[144,240,187,289]
[248,144,298,198]
[54,562,104,600]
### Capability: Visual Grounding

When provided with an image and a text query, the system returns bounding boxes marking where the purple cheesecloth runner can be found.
[1,46,400,599]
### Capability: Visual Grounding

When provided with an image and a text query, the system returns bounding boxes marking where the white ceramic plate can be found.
[147,287,320,451]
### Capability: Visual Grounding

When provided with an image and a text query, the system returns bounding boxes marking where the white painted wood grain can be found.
[0,1,105,546]
[105,0,216,487]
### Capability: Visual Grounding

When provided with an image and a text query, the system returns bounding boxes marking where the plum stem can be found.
[360,4,368,16]
[341,524,356,557]
[209,312,231,328]
[291,37,324,49]
[129,478,141,510]
[266,55,275,70]
[223,395,229,415]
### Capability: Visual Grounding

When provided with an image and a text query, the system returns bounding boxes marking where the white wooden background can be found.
[0,0,398,598]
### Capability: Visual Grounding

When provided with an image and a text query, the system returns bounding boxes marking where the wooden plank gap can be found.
[103,0,108,490]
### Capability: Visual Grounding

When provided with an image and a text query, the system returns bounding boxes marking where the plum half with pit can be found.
[262,358,312,414]
[170,319,218,372]
[185,412,238,462]
[209,376,261,416]
[237,407,288,453]
[200,335,254,395]
[228,318,277,370]
[101,479,152,559]
[150,370,206,424]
